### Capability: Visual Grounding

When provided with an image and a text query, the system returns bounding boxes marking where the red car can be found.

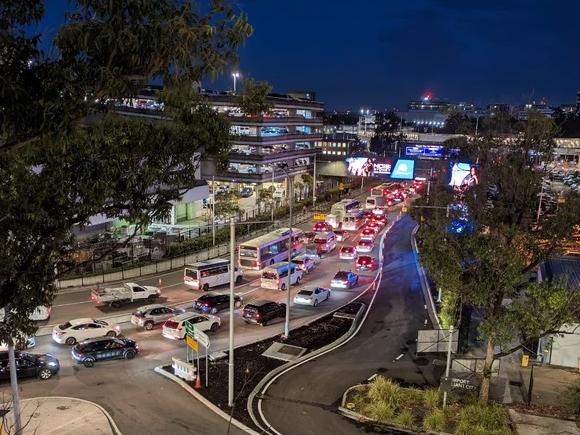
[361,226,378,240]
[356,255,377,271]
[371,215,388,226]
[312,222,332,232]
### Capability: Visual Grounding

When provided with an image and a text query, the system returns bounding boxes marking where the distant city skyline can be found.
[34,1,580,110]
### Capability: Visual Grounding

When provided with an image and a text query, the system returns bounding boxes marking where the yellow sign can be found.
[338,182,345,191]
[521,355,529,368]
[402,206,408,213]
[186,336,199,352]
[313,212,327,222]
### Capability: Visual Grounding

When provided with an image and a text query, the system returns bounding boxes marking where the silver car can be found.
[131,304,180,330]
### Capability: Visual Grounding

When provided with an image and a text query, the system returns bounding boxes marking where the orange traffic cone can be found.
[194,373,201,389]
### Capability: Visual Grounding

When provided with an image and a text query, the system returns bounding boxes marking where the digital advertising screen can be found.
[449,161,479,192]
[345,157,392,177]
[390,159,415,180]
[405,145,444,159]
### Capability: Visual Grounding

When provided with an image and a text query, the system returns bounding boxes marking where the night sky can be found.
[35,1,580,110]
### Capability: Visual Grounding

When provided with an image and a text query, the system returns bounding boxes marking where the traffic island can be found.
[157,301,365,432]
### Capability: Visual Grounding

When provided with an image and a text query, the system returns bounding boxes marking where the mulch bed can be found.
[509,402,578,421]
[163,302,364,430]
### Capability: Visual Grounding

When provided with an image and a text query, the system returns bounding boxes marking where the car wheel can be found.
[210,307,218,314]
[83,357,95,368]
[235,275,242,284]
[280,283,286,291]
[326,292,330,301]
[111,301,122,309]
[210,323,219,332]
[296,277,301,285]
[147,295,157,302]
[270,259,275,265]
[125,349,136,360]
[65,337,77,346]
[38,368,53,380]
[313,299,318,307]
[106,331,117,337]
[203,283,210,292]
[144,321,154,331]
[234,300,242,308]
[261,320,268,327]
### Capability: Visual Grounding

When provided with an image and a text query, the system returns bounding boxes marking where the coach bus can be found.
[238,228,305,270]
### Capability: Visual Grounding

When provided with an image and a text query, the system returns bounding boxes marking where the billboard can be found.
[346,157,392,177]
[449,161,479,192]
[390,159,415,180]
[405,145,444,159]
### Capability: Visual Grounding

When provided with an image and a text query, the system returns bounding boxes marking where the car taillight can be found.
[204,303,209,307]
[56,331,66,336]
[256,313,261,319]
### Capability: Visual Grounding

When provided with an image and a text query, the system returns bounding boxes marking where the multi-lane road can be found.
[1,210,399,435]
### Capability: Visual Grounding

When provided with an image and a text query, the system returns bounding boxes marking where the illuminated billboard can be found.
[390,159,415,180]
[346,157,392,177]
[449,161,479,192]
[405,145,444,159]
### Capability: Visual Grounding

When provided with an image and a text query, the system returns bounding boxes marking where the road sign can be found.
[194,329,210,348]
[186,336,199,352]
[440,376,480,393]
[313,212,327,222]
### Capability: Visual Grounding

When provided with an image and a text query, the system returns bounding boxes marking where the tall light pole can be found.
[284,173,293,338]
[232,72,240,94]
[228,218,235,407]
[212,176,216,245]
[312,153,317,209]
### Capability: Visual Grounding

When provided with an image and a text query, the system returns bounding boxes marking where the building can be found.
[517,101,555,120]
[358,110,377,138]
[487,104,512,117]
[400,95,451,131]
[315,133,361,160]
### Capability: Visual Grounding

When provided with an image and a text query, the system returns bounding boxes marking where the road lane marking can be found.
[53,301,92,307]
[394,353,405,362]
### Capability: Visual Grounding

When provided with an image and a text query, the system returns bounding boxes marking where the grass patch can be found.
[424,408,446,431]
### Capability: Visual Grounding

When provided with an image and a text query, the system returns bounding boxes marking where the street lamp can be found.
[231,72,240,94]
[276,162,293,338]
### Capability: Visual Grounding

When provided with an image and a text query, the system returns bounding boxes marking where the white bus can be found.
[184,259,242,291]
[239,228,305,270]
[342,210,366,231]
[330,199,362,217]
[366,195,386,215]
[261,262,303,290]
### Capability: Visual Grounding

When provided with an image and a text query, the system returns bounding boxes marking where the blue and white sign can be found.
[390,159,415,180]
[405,145,443,159]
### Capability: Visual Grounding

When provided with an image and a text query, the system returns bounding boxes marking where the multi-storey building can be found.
[314,133,361,160]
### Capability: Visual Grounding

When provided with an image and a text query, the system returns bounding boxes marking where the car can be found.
[312,222,332,232]
[371,215,388,226]
[356,255,377,271]
[292,254,315,273]
[366,221,382,231]
[0,335,36,351]
[339,246,358,260]
[130,304,181,330]
[52,318,120,345]
[333,230,350,242]
[0,351,60,381]
[302,247,322,264]
[242,300,286,326]
[300,231,316,244]
[331,271,359,289]
[71,337,139,367]
[356,239,373,253]
[194,292,243,314]
[293,287,331,307]
[239,187,253,198]
[162,312,221,340]
[363,210,374,219]
[360,227,378,241]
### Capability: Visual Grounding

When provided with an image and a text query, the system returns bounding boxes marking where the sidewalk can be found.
[2,397,121,435]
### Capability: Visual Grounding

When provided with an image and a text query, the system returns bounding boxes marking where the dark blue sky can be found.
[36,0,580,110]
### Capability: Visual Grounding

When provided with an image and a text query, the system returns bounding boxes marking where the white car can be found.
[339,246,358,260]
[162,312,221,340]
[52,318,120,345]
[356,239,374,253]
[302,249,322,264]
[293,287,331,307]
[292,255,315,273]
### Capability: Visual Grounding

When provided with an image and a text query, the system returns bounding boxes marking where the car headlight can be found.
[47,361,57,367]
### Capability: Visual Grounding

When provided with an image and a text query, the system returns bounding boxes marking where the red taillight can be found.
[56,331,66,336]
[204,303,209,307]
[256,313,261,319]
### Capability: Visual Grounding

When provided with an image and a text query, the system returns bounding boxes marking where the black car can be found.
[242,300,286,326]
[194,292,243,314]
[72,337,139,367]
[0,351,59,381]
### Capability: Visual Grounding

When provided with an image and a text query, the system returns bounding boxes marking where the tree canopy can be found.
[369,111,403,155]
[238,78,272,116]
[0,0,252,342]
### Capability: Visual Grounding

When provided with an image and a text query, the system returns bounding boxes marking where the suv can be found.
[194,292,243,314]
[72,337,139,367]
[242,300,286,326]
[0,351,59,381]
[130,304,180,330]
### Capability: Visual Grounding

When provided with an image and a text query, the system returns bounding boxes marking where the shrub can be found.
[364,400,395,423]
[367,376,402,409]
[394,409,415,429]
[423,408,446,432]
[423,388,441,409]
[456,404,511,435]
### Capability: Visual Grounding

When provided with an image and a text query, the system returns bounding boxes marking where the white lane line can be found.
[394,353,405,362]
[53,301,92,307]
[367,373,378,382]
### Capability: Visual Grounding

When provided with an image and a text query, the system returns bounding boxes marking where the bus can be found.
[184,259,242,291]
[342,210,366,230]
[366,195,386,215]
[330,199,362,217]
[238,228,305,270]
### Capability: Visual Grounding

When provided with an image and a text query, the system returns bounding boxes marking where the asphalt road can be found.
[259,215,437,435]
[0,210,399,435]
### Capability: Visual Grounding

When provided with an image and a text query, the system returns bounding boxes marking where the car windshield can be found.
[185,268,197,279]
[293,259,304,265]
[314,238,327,244]
[239,247,258,258]
[359,256,372,262]
[95,320,107,326]
[342,247,354,253]
[59,322,72,330]
[359,240,371,246]
[164,320,179,329]
[297,290,313,296]
[262,271,278,280]
[334,272,348,280]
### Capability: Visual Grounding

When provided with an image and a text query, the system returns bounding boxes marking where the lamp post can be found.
[232,72,240,94]
[212,176,216,245]
[228,218,235,407]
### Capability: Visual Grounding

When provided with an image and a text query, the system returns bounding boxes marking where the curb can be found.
[247,221,394,435]
[411,224,440,329]
[153,366,260,435]
[21,396,124,435]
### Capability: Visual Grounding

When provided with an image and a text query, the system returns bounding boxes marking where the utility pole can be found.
[228,219,235,407]
[212,176,216,245]
[442,326,454,408]
[283,177,293,338]
[8,343,22,433]
[312,153,317,209]
[536,182,544,224]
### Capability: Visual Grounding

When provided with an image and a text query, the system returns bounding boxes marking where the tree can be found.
[442,110,474,135]
[213,191,241,221]
[0,0,251,426]
[238,78,272,117]
[411,111,580,405]
[369,111,403,155]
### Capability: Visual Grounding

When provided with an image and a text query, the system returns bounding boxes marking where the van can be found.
[184,259,242,291]
[261,262,303,290]
[313,231,337,253]
[366,195,386,214]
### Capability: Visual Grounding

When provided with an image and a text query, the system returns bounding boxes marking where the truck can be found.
[90,282,161,308]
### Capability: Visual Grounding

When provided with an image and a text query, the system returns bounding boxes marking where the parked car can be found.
[356,239,374,253]
[71,337,139,367]
[293,287,331,307]
[52,318,120,345]
[333,230,350,242]
[331,271,359,289]
[130,304,180,330]
[0,351,59,381]
[292,254,315,273]
[339,246,358,260]
[356,255,377,271]
[162,312,221,340]
[242,300,286,326]
[239,187,254,198]
[312,222,332,232]
[194,292,243,314]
